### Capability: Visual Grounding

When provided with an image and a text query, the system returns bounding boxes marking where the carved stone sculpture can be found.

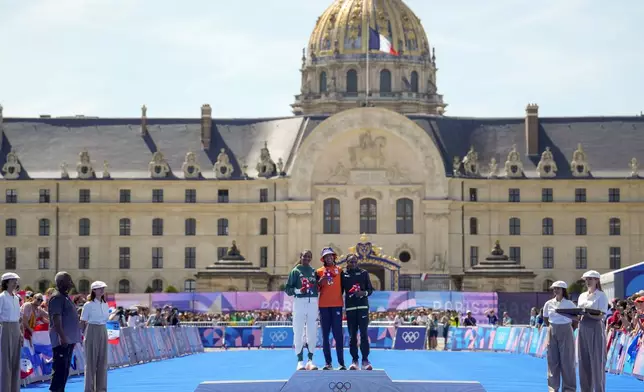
[487,240,509,261]
[537,147,557,178]
[488,157,497,179]
[214,148,234,179]
[76,151,95,179]
[149,151,170,178]
[181,152,201,179]
[256,142,277,178]
[102,160,111,179]
[630,158,639,178]
[462,147,479,176]
[504,145,524,178]
[277,158,285,176]
[221,240,245,261]
[452,157,462,177]
[570,143,590,177]
[1,150,21,180]
[349,131,387,169]
[61,162,69,179]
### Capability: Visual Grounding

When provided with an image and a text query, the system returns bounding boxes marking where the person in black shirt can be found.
[463,311,477,326]
[341,254,374,370]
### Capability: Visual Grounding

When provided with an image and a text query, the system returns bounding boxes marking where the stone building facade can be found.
[2,0,644,294]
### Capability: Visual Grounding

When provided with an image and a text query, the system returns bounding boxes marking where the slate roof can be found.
[2,113,644,180]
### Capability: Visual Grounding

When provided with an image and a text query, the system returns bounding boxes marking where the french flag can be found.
[107,321,120,345]
[369,27,398,56]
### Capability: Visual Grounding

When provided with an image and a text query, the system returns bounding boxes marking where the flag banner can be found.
[368,27,398,55]
[107,321,120,345]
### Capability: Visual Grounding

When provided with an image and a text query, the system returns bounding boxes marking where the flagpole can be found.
[366,47,369,106]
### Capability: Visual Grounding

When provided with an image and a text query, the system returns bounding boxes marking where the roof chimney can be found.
[140,105,148,136]
[201,104,212,149]
[525,104,539,156]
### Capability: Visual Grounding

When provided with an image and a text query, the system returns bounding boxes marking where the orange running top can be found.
[316,265,344,308]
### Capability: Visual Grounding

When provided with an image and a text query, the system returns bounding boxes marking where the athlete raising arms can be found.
[284,250,319,371]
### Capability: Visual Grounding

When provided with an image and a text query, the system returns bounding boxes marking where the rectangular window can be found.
[608,188,620,203]
[469,188,478,202]
[542,247,554,269]
[119,219,131,236]
[259,188,269,203]
[217,247,228,260]
[469,246,479,267]
[575,247,587,270]
[260,246,268,268]
[38,247,50,270]
[541,188,553,203]
[575,188,586,203]
[152,247,163,269]
[218,189,229,203]
[5,219,17,236]
[5,189,17,203]
[5,247,17,270]
[39,189,51,203]
[185,247,196,269]
[78,247,90,269]
[152,189,164,203]
[509,247,521,264]
[185,189,197,203]
[79,219,91,236]
[119,247,130,269]
[609,247,621,269]
[508,188,520,202]
[79,189,91,203]
[119,189,131,203]
[185,218,196,236]
[39,219,50,236]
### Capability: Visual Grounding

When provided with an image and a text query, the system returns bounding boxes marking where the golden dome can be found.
[309,0,430,58]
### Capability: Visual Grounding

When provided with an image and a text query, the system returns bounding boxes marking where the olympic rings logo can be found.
[328,382,352,392]
[401,331,420,343]
[269,331,288,342]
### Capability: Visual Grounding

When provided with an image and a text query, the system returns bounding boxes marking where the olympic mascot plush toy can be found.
[300,277,313,293]
[348,283,361,297]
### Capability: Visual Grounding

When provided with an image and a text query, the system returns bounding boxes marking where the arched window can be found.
[119,218,131,236]
[118,279,130,293]
[346,69,358,95]
[39,218,50,236]
[359,198,377,234]
[542,279,554,292]
[151,279,163,293]
[469,217,478,235]
[152,218,163,236]
[410,71,419,93]
[319,71,327,93]
[79,218,90,236]
[38,279,51,294]
[217,218,229,236]
[609,218,621,236]
[396,198,413,234]
[184,279,197,293]
[259,218,268,235]
[542,218,554,235]
[575,218,587,235]
[509,218,521,235]
[323,198,341,234]
[78,279,90,294]
[380,69,392,94]
[185,218,196,236]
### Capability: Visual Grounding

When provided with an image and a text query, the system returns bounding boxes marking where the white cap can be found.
[550,280,568,289]
[90,281,107,290]
[582,270,601,279]
[1,272,20,281]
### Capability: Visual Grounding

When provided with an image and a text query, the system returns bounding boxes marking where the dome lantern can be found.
[292,0,447,116]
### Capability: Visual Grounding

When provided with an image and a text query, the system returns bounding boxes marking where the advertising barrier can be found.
[15,326,204,386]
[393,326,427,350]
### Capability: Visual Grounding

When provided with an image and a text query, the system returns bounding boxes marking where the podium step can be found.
[195,370,487,392]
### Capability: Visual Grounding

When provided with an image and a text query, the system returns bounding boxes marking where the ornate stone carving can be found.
[76,151,94,179]
[385,162,411,184]
[277,158,285,176]
[462,147,479,176]
[325,162,350,184]
[394,243,415,260]
[213,149,234,179]
[487,158,498,179]
[424,212,450,221]
[630,158,639,178]
[60,162,69,179]
[354,187,383,200]
[149,152,170,178]
[317,187,347,198]
[348,131,387,169]
[256,142,277,178]
[181,152,201,179]
[570,143,590,177]
[504,145,524,178]
[1,150,21,180]
[390,187,421,199]
[102,160,110,179]
[452,156,462,177]
[429,253,448,272]
[240,160,249,179]
[537,147,557,178]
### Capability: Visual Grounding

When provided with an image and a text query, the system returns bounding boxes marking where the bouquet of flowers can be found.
[301,277,313,293]
[348,283,361,297]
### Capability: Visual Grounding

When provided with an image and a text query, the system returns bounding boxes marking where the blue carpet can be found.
[21,349,643,392]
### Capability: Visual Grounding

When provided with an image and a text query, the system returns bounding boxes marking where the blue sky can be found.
[1,0,642,119]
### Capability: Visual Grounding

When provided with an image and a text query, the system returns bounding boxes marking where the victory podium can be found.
[194,370,487,392]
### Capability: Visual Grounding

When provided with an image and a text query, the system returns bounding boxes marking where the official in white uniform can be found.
[80,281,110,392]
[542,280,576,392]
[577,270,609,392]
[0,272,23,392]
